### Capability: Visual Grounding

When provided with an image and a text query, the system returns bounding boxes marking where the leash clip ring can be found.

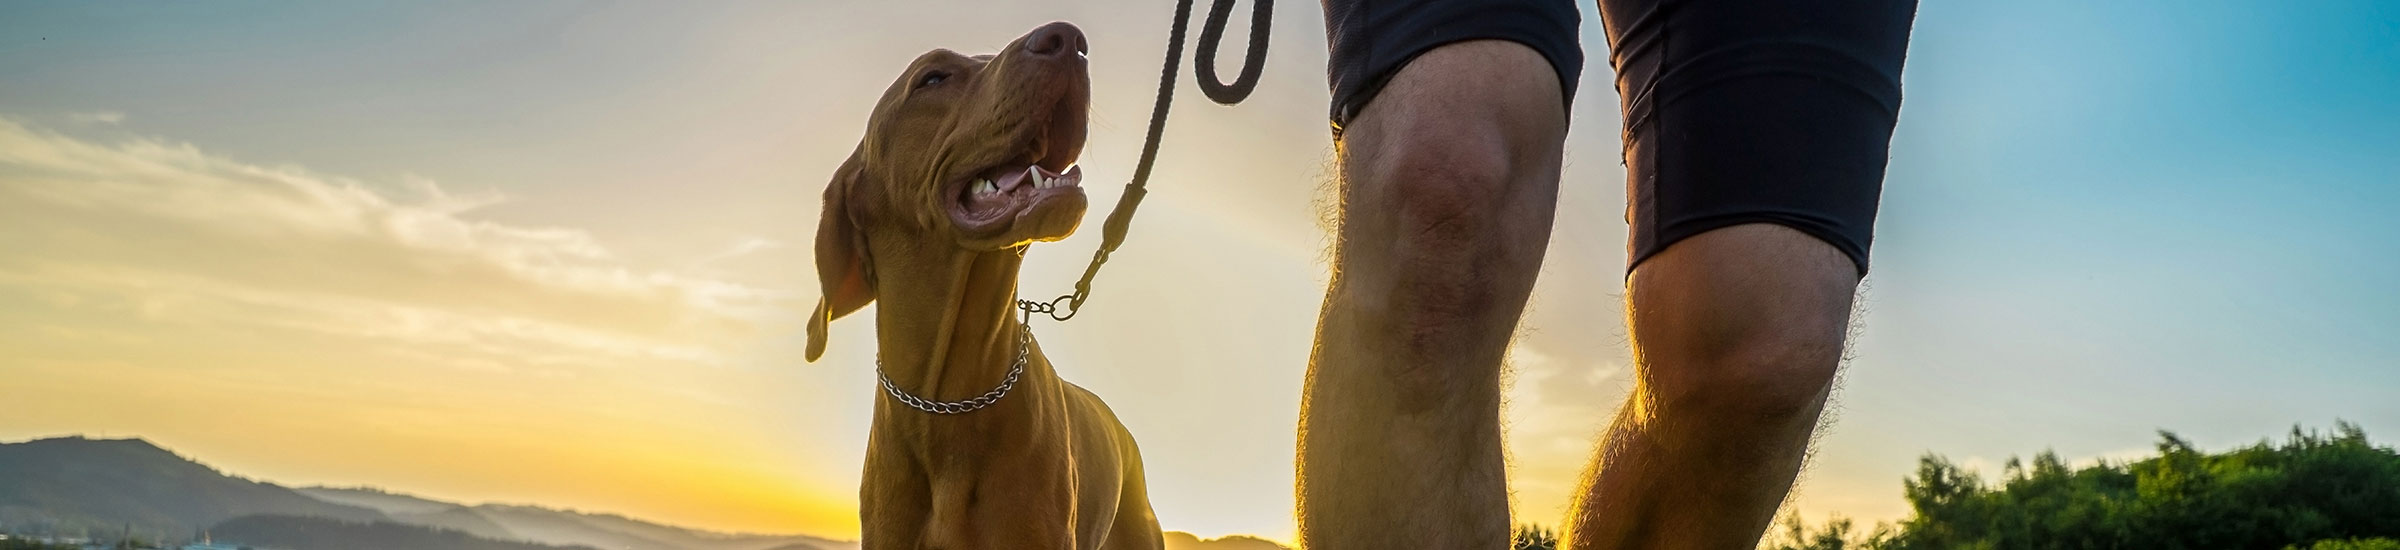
[1017,294,1079,322]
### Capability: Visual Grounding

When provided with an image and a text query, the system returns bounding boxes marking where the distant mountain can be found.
[297,487,852,550]
[0,435,1272,550]
[1165,531,1292,550]
[484,504,850,550]
[294,487,519,541]
[0,437,388,541]
[292,486,464,516]
[211,514,591,550]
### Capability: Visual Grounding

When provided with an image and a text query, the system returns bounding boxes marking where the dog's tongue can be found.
[990,165,1033,193]
[1042,164,1083,187]
[965,164,1084,214]
[991,164,1081,194]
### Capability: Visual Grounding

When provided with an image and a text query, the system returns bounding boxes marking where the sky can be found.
[2,0,2396,544]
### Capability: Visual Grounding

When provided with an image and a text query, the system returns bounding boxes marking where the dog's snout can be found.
[1022,22,1088,58]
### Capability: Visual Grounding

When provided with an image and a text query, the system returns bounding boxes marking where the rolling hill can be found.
[0,436,388,541]
[293,487,520,541]
[0,435,1285,550]
[211,514,593,550]
[298,487,851,550]
[0,437,851,550]
[1164,532,1293,550]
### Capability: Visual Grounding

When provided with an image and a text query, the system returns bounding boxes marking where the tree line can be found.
[1509,422,2399,549]
[1766,422,2399,550]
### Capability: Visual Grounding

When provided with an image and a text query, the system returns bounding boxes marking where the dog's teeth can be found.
[974,178,996,195]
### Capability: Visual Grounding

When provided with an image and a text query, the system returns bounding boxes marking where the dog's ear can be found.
[807,150,874,362]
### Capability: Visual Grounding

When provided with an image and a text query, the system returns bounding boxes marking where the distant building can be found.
[179,530,242,550]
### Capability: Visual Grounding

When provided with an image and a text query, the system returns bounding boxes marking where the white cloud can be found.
[1502,341,1629,525]
[698,236,785,266]
[0,116,793,372]
[66,111,126,125]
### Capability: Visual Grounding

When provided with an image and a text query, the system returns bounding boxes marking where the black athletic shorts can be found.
[1322,0,1917,275]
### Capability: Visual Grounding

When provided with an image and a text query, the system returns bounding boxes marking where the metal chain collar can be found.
[874,323,1029,415]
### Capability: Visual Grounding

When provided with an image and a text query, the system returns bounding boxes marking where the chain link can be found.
[874,323,1030,415]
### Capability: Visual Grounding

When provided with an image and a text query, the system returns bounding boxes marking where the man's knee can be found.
[1645,331,1844,420]
[1317,43,1569,405]
[1337,40,1567,257]
[1629,225,1860,420]
[1348,126,1521,254]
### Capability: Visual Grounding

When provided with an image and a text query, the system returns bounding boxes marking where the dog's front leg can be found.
[859,451,935,550]
[919,473,1082,549]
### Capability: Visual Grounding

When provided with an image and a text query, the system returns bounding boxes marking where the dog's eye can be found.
[915,71,950,89]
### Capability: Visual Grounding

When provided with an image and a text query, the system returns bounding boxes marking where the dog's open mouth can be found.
[947,133,1088,247]
[958,162,1082,219]
[941,57,1090,248]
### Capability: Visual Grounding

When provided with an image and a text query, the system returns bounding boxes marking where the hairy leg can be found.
[1295,40,1566,549]
[1564,224,1860,549]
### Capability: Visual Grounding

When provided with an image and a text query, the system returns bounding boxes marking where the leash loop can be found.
[1195,0,1274,104]
[1021,0,1272,322]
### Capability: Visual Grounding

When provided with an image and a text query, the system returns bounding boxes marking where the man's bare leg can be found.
[1564,224,1860,549]
[1296,40,1566,549]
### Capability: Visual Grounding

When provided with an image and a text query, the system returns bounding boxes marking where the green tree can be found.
[4,542,73,550]
[2290,538,2400,550]
[1801,422,2400,550]
[1511,524,1557,550]
[1763,512,1894,550]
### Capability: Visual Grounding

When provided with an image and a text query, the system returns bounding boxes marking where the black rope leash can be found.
[1020,0,1272,322]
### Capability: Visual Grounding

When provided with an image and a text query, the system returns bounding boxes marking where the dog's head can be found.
[808,22,1092,361]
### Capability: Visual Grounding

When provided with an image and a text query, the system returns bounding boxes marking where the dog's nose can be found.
[1022,22,1088,58]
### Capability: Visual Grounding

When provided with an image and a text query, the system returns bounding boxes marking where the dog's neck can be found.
[869,246,1036,406]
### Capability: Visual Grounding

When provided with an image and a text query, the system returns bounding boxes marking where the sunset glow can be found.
[4,1,2396,545]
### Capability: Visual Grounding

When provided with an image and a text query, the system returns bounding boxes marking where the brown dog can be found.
[804,22,1163,550]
